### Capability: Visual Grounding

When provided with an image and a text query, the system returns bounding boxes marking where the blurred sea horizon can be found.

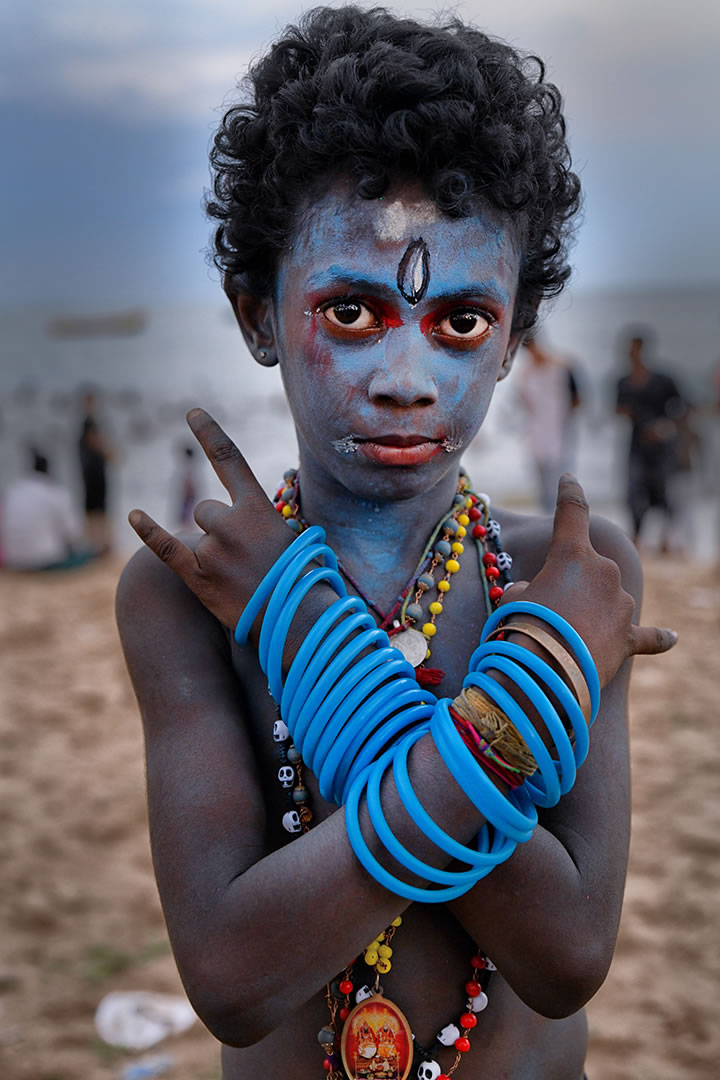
[2,284,718,559]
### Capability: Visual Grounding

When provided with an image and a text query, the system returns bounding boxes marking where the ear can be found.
[226,286,278,368]
[496,329,525,382]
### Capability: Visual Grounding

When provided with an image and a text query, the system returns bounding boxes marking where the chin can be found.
[328,452,462,503]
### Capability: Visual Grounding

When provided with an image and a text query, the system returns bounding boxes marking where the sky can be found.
[1,0,719,309]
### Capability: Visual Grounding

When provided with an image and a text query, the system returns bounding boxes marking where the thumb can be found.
[630,625,679,655]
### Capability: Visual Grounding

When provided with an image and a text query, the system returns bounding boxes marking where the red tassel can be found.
[416,666,445,687]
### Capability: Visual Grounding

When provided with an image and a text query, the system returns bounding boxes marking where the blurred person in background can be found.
[77,390,112,554]
[177,444,200,528]
[518,336,582,513]
[616,332,685,552]
[1,449,89,570]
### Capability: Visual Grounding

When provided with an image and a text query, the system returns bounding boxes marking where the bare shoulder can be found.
[497,505,642,604]
[116,536,237,720]
[117,532,220,633]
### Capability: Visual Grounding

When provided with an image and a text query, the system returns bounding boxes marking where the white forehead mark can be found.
[412,252,425,295]
[372,197,444,243]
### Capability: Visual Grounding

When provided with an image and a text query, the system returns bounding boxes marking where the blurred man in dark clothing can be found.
[78,392,111,553]
[616,333,685,551]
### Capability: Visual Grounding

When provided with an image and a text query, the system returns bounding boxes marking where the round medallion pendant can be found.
[340,993,413,1080]
[389,628,427,668]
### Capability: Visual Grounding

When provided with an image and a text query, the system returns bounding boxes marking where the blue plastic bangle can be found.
[293,635,402,752]
[264,566,347,702]
[344,750,477,903]
[309,675,423,795]
[469,640,589,770]
[299,622,387,766]
[259,542,341,673]
[234,525,327,645]
[469,655,573,804]
[480,601,600,723]
[287,616,383,739]
[318,662,419,796]
[293,613,379,756]
[311,650,414,754]
[392,724,516,869]
[281,595,366,713]
[339,700,435,804]
[297,644,392,763]
[365,750,489,887]
[460,669,562,808]
[431,699,538,841]
[310,656,423,786]
[333,694,432,806]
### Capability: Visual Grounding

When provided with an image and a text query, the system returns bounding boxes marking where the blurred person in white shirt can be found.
[1,450,89,570]
[518,337,582,513]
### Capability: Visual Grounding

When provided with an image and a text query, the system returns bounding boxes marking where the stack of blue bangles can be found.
[235,527,600,902]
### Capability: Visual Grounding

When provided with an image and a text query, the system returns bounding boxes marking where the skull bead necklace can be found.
[272,704,496,1080]
[268,470,516,1079]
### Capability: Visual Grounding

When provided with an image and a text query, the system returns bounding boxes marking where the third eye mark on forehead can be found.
[397,238,430,306]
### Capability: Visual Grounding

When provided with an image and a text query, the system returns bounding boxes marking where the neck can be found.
[294,442,462,607]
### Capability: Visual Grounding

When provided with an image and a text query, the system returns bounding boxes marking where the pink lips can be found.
[356,434,444,466]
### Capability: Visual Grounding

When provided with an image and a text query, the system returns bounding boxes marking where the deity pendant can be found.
[340,993,413,1080]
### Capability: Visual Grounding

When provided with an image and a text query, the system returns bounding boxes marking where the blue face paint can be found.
[272,179,521,517]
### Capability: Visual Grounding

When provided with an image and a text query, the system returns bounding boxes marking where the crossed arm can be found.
[116,410,673,1047]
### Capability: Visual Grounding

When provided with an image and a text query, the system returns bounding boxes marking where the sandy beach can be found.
[1,552,718,1079]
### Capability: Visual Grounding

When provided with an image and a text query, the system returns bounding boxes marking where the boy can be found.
[117,9,676,1078]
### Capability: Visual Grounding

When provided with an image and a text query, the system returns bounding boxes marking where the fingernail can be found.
[128,510,141,528]
[665,628,678,643]
[186,408,204,423]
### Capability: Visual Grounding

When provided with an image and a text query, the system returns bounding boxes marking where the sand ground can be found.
[0,554,718,1080]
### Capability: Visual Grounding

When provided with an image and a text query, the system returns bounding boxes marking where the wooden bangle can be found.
[487,620,591,726]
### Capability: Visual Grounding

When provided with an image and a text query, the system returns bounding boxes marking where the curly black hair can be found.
[207,5,581,333]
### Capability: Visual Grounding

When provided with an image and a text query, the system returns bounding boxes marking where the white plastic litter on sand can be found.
[95,991,197,1050]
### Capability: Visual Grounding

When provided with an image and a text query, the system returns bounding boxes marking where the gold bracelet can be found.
[487,620,591,727]
[451,686,538,777]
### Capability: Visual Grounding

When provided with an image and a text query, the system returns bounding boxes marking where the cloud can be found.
[2,0,717,134]
[58,46,254,122]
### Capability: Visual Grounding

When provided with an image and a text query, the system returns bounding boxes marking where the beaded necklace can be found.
[273,471,513,689]
[270,471,513,1080]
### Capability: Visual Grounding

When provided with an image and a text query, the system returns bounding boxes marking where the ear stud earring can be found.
[259,350,267,359]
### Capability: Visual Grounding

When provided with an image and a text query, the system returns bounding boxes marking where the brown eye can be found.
[323,301,377,330]
[436,310,490,340]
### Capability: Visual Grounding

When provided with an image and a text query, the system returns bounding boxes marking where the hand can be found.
[499,474,677,687]
[128,410,293,629]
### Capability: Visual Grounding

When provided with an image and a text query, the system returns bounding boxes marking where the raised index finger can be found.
[551,473,591,549]
[128,509,200,584]
[186,408,256,503]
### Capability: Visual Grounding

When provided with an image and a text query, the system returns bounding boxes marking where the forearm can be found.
[153,725,489,1046]
[447,667,632,1015]
[196,586,607,1034]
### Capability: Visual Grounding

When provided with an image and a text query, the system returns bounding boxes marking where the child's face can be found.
[270,178,521,500]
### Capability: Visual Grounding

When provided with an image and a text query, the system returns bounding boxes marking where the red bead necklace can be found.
[269,471,515,1078]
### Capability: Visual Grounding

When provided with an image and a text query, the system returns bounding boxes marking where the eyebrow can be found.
[305,268,396,295]
[305,267,511,308]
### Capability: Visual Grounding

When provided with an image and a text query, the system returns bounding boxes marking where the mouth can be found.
[334,432,448,466]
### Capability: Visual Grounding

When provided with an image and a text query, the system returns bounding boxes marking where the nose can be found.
[367,334,438,407]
